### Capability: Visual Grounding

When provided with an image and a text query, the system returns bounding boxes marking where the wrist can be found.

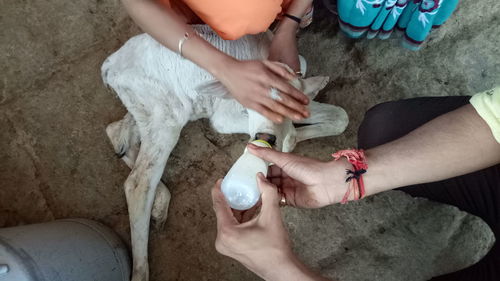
[205,52,236,79]
[275,19,299,35]
[279,0,313,34]
[324,159,352,204]
[258,251,321,281]
[329,149,388,204]
[246,249,293,280]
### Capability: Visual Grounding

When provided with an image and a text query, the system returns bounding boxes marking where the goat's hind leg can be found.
[106,113,171,230]
[125,123,182,281]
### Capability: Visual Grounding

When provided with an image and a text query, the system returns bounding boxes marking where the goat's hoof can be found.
[151,207,168,232]
[116,146,126,158]
[151,215,167,232]
[151,181,171,232]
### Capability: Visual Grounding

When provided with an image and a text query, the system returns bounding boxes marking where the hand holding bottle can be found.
[247,144,351,208]
[212,175,330,281]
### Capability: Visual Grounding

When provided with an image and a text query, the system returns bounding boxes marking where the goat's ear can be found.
[301,76,330,100]
[195,80,232,99]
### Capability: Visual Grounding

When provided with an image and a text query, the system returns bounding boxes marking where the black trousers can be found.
[357,96,500,281]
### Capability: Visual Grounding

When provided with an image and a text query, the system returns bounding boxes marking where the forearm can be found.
[364,104,500,195]
[121,0,232,76]
[286,0,313,19]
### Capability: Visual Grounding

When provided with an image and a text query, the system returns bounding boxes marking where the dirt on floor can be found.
[1,0,499,280]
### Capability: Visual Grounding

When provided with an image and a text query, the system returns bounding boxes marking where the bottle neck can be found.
[250,139,272,148]
[254,133,276,146]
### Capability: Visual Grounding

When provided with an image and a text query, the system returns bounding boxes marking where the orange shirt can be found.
[158,0,292,40]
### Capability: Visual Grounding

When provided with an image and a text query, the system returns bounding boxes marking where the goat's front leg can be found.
[286,101,348,151]
[125,125,181,281]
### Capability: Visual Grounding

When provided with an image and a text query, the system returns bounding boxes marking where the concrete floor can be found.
[1,0,499,280]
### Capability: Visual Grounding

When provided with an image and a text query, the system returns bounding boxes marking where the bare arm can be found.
[269,0,313,72]
[121,0,310,123]
[365,104,500,195]
[121,0,230,74]
[248,102,500,208]
[237,101,498,279]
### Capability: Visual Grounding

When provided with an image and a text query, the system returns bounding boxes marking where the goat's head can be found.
[246,75,330,152]
[197,75,331,152]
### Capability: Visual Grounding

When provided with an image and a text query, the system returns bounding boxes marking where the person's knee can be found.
[358,101,403,149]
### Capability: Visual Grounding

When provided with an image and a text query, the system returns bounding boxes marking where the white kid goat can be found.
[102,25,348,281]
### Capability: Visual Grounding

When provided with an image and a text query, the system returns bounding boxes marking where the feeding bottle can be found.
[221,139,272,210]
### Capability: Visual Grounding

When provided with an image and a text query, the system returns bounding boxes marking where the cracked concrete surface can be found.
[1,0,499,280]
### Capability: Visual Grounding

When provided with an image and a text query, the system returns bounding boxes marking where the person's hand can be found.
[216,59,309,123]
[248,144,351,208]
[268,30,300,73]
[212,174,294,278]
[212,174,332,281]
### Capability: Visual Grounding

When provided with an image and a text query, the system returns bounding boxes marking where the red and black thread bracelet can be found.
[332,149,368,204]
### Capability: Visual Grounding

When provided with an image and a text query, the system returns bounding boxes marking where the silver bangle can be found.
[178,32,191,58]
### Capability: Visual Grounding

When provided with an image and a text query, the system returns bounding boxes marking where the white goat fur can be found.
[102,25,348,281]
